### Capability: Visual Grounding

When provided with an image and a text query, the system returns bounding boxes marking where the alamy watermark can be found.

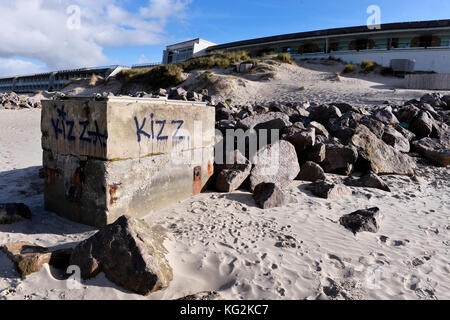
[367,5,381,30]
[67,5,81,30]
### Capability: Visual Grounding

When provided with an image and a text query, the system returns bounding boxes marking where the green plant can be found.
[117,64,183,90]
[361,60,376,73]
[178,51,251,71]
[299,86,306,91]
[343,64,355,73]
[276,53,294,64]
[225,99,232,106]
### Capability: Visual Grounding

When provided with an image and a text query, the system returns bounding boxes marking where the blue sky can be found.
[0,0,449,77]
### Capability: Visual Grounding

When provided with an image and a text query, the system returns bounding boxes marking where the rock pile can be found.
[209,92,449,208]
[0,92,42,109]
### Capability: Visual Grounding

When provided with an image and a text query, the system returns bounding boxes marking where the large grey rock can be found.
[309,104,342,125]
[321,144,358,175]
[216,161,252,192]
[297,162,326,182]
[237,112,291,131]
[395,105,421,124]
[382,126,410,153]
[0,203,31,224]
[371,106,399,124]
[393,124,416,142]
[410,111,434,138]
[250,140,300,191]
[70,215,173,296]
[420,93,445,109]
[360,116,386,138]
[340,207,381,235]
[285,128,315,152]
[306,143,326,163]
[307,121,329,138]
[350,125,416,176]
[411,138,450,167]
[0,242,72,277]
[330,102,361,114]
[344,173,391,192]
[253,183,287,209]
[305,181,351,199]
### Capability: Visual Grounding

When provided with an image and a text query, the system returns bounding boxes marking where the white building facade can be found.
[162,38,217,65]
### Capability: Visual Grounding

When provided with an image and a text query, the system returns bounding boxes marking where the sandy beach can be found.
[1,61,449,300]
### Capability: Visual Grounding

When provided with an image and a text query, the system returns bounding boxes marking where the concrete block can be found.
[41,97,215,160]
[41,97,215,227]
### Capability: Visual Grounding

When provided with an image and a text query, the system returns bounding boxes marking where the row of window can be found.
[252,34,450,55]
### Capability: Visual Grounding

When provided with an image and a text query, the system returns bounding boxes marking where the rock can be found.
[309,104,342,125]
[215,159,252,192]
[307,121,329,138]
[360,116,386,138]
[382,126,410,153]
[305,181,351,199]
[410,111,434,138]
[321,144,358,175]
[344,173,391,192]
[0,203,32,224]
[285,128,315,152]
[395,105,421,124]
[350,125,416,176]
[169,87,187,100]
[306,143,326,163]
[0,242,72,277]
[237,112,292,131]
[282,122,305,138]
[250,140,300,191]
[70,215,173,295]
[339,207,381,235]
[330,102,361,114]
[411,138,450,167]
[393,123,416,142]
[178,291,222,301]
[371,106,399,124]
[297,162,326,182]
[155,88,167,96]
[253,183,287,209]
[420,93,445,109]
[215,103,235,122]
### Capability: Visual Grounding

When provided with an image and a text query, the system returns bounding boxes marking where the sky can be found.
[0,0,449,77]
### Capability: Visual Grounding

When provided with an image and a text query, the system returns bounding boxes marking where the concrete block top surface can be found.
[41,97,216,160]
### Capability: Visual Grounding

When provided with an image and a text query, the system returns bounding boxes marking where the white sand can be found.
[0,65,449,300]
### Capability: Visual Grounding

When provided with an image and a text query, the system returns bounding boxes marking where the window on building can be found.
[348,38,375,51]
[411,35,441,48]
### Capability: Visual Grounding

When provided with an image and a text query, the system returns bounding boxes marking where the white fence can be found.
[405,74,450,90]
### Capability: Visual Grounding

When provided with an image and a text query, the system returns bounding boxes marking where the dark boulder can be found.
[297,162,326,182]
[253,183,287,209]
[339,207,381,235]
[0,203,31,224]
[70,216,173,296]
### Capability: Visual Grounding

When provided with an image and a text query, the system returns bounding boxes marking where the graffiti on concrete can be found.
[50,104,107,147]
[134,113,186,143]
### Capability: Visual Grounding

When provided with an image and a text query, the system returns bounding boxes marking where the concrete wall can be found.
[293,48,450,73]
[42,97,215,227]
[405,73,450,90]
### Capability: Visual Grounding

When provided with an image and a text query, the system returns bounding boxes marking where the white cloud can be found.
[138,54,151,64]
[0,58,45,77]
[0,0,191,76]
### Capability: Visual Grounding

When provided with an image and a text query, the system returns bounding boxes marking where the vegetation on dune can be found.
[117,50,254,90]
[179,51,251,71]
[360,60,376,73]
[276,53,294,64]
[117,64,184,90]
[343,63,356,73]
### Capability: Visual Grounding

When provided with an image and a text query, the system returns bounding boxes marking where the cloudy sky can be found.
[0,0,448,77]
